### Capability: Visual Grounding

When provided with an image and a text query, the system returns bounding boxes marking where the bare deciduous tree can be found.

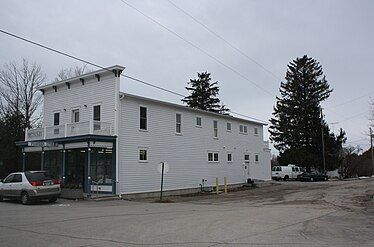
[54,64,91,82]
[0,59,46,128]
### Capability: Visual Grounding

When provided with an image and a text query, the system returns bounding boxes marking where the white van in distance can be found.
[272,165,305,181]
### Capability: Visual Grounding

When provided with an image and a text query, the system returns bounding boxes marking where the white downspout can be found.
[114,73,121,195]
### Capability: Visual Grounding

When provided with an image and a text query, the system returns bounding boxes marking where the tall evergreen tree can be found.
[182,72,229,114]
[269,55,346,171]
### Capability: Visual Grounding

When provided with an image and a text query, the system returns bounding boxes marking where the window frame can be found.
[138,148,148,162]
[227,152,233,163]
[254,154,259,163]
[244,154,250,163]
[12,174,22,183]
[196,116,202,128]
[213,120,218,138]
[139,106,148,131]
[226,122,232,132]
[71,108,80,123]
[53,112,60,126]
[93,104,101,122]
[239,124,248,134]
[254,127,259,136]
[208,152,219,163]
[175,113,182,134]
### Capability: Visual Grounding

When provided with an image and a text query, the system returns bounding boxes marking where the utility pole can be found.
[370,127,373,176]
[321,109,326,173]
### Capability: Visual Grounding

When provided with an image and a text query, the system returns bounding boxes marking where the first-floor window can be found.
[227,153,232,162]
[208,152,219,162]
[244,154,250,163]
[139,149,148,162]
[255,154,259,163]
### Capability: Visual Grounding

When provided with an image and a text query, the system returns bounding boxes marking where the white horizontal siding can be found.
[43,74,116,128]
[118,96,271,194]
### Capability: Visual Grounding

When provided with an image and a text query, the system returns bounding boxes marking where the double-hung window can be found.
[93,105,101,130]
[176,113,182,134]
[213,120,218,138]
[72,109,79,123]
[244,154,250,163]
[196,116,202,127]
[139,149,148,162]
[240,125,248,134]
[227,153,232,162]
[254,127,259,135]
[255,154,259,163]
[140,106,147,130]
[53,112,60,135]
[53,112,60,126]
[208,152,219,162]
[227,122,231,132]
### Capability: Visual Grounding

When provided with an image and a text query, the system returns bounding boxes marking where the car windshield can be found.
[25,172,54,182]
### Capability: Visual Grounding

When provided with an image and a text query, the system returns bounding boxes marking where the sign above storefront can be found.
[27,141,59,147]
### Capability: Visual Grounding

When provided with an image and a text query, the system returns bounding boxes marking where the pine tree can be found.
[269,55,345,171]
[182,72,229,114]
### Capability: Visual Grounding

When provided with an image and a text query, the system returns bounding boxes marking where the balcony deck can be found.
[25,121,114,141]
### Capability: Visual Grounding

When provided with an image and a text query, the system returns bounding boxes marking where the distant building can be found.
[17,65,271,196]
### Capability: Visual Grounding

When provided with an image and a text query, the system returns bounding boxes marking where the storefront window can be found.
[90,148,113,185]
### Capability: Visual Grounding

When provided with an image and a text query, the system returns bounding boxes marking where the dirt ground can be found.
[0,178,373,246]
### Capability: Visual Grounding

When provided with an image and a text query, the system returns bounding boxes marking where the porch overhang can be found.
[16,134,117,149]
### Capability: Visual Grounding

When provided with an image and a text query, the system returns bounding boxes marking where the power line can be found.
[166,0,281,82]
[327,90,374,109]
[0,28,266,123]
[118,0,274,96]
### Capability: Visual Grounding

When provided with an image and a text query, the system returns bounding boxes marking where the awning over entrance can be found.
[16,134,117,195]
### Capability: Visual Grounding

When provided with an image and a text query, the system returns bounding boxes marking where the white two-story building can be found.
[17,65,271,196]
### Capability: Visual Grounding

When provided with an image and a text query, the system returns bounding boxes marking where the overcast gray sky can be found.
[1,0,373,152]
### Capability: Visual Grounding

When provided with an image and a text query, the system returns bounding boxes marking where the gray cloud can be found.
[1,0,373,151]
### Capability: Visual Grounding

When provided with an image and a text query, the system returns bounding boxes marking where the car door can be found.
[9,174,23,198]
[1,174,14,197]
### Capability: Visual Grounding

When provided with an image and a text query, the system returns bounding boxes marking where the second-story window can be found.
[240,124,248,134]
[254,127,259,135]
[72,109,79,123]
[213,120,218,138]
[176,113,182,134]
[53,112,60,126]
[196,116,202,127]
[93,105,101,121]
[140,106,147,130]
[227,122,231,131]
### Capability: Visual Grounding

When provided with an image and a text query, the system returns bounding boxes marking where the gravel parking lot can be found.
[0,178,373,247]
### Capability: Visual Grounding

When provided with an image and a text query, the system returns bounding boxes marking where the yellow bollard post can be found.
[216,177,219,194]
[224,177,227,193]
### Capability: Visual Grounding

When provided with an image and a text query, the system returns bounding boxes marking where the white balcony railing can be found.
[25,120,114,141]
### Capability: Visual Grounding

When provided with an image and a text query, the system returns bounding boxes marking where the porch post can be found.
[112,139,117,195]
[41,147,45,170]
[87,142,91,197]
[22,149,26,171]
[62,144,66,183]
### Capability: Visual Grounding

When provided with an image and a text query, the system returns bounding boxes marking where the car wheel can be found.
[284,175,289,181]
[48,197,57,203]
[21,192,31,205]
